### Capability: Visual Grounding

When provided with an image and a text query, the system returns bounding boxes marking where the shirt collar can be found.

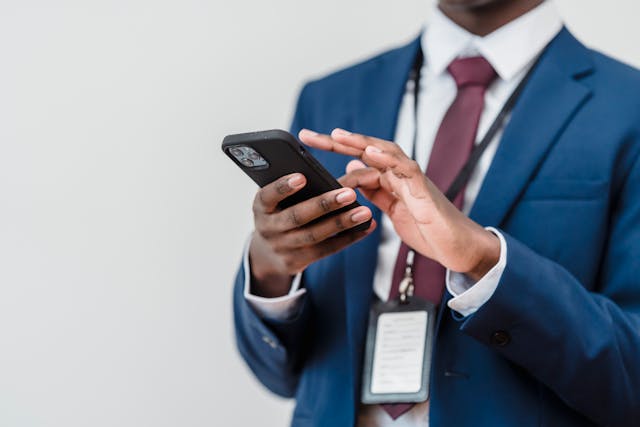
[422,1,563,81]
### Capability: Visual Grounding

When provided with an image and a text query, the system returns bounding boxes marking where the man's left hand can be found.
[300,128,501,280]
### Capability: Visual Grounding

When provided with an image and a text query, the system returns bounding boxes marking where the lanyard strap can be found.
[397,50,539,303]
[409,49,539,202]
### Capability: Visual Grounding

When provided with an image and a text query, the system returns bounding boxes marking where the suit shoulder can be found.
[584,50,640,175]
[576,48,640,131]
[587,50,640,99]
[300,38,417,100]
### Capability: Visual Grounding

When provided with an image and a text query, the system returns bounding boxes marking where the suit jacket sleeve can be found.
[459,149,640,426]
[232,84,314,398]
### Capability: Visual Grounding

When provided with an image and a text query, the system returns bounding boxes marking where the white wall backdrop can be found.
[0,1,638,426]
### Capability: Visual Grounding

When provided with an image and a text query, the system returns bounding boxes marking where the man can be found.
[232,0,640,425]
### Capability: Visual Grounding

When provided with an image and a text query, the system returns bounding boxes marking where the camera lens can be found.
[248,151,261,161]
[230,148,243,158]
[241,158,254,167]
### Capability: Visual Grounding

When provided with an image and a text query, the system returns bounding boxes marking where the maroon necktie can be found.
[381,56,497,420]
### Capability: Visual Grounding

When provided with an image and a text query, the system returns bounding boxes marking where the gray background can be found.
[0,1,638,426]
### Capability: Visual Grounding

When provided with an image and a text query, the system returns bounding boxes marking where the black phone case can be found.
[222,129,371,232]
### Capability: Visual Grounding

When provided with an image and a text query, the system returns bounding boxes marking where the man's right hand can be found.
[248,172,376,298]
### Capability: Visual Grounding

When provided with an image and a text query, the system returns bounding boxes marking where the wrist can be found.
[248,237,294,298]
[249,271,294,298]
[465,229,501,281]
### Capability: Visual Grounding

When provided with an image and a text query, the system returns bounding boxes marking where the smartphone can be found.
[222,129,371,232]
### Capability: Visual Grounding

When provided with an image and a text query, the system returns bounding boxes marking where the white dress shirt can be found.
[243,1,563,425]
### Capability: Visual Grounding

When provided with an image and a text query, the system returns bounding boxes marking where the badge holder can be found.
[361,252,436,404]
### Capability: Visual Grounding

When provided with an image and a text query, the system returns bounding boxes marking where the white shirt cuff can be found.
[445,227,507,317]
[242,235,306,321]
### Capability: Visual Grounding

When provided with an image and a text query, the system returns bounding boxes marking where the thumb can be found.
[346,159,367,174]
[338,166,381,191]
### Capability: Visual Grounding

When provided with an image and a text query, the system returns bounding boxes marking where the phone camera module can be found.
[228,145,268,168]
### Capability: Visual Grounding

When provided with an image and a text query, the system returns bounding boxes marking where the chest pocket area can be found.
[505,178,610,288]
[519,178,608,201]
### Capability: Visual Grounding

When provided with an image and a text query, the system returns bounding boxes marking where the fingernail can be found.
[365,145,383,154]
[288,174,304,187]
[333,128,352,137]
[336,189,355,204]
[351,208,370,223]
[299,129,318,137]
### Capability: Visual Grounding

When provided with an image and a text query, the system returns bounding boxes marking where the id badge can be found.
[361,297,436,404]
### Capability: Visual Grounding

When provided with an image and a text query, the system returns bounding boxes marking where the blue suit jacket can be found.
[233,29,640,426]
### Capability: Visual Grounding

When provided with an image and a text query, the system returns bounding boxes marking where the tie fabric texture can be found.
[382,56,498,421]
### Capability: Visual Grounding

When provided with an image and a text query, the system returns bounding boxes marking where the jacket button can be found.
[491,330,511,347]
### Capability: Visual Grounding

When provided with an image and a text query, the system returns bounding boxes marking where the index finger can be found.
[300,128,407,165]
[254,173,306,214]
[299,129,364,157]
[330,128,409,163]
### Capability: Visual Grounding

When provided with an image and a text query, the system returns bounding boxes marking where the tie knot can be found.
[447,56,497,89]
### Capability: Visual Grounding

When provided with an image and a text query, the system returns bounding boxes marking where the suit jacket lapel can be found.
[469,28,594,226]
[342,36,422,404]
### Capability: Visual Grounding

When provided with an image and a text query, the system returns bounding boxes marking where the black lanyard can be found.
[396,49,539,303]
[409,49,539,202]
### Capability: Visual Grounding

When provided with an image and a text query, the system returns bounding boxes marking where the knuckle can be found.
[387,142,400,153]
[292,228,318,246]
[302,229,317,245]
[273,213,290,232]
[334,215,347,231]
[393,152,406,163]
[252,193,263,213]
[255,216,276,238]
[319,197,332,213]
[254,220,268,236]
[275,179,290,196]
[288,208,302,227]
